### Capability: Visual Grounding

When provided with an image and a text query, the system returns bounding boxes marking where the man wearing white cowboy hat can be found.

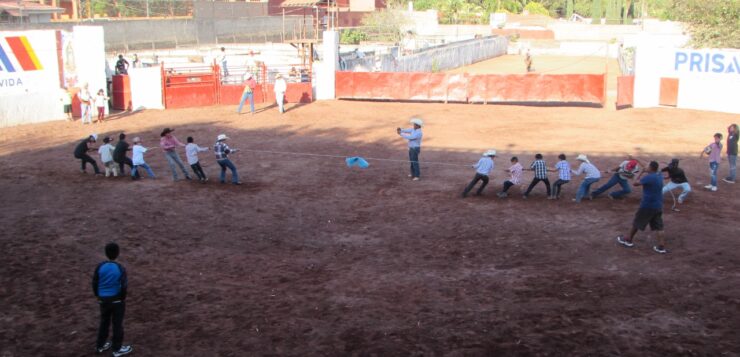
[214,134,241,185]
[237,74,258,115]
[73,133,102,175]
[462,150,496,197]
[274,73,288,114]
[397,118,424,180]
[571,154,601,202]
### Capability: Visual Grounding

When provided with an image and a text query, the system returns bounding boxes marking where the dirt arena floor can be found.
[1,101,739,356]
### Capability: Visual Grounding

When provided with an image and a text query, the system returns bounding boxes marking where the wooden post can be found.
[282,8,285,43]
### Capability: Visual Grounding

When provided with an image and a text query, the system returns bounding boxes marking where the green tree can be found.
[361,9,408,43]
[670,0,740,48]
[591,0,602,23]
[566,0,574,18]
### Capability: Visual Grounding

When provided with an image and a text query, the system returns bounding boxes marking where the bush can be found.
[340,29,369,45]
[524,2,550,16]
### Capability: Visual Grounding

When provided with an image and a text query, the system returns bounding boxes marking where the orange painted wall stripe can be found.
[5,36,39,71]
[19,36,42,70]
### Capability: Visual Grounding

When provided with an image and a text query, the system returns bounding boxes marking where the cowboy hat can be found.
[217,134,229,141]
[160,128,174,137]
[576,154,590,163]
[484,149,497,157]
[275,73,283,78]
[410,118,424,127]
[90,133,98,141]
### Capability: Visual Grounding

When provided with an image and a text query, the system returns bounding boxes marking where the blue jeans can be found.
[710,161,719,186]
[408,147,420,178]
[237,92,254,114]
[591,173,631,199]
[164,150,190,180]
[575,177,600,202]
[132,163,155,178]
[727,155,736,181]
[218,159,239,183]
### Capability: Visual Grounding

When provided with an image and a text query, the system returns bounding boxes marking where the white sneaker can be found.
[113,345,132,357]
[412,177,420,181]
[704,184,713,189]
[711,186,718,192]
[96,341,111,353]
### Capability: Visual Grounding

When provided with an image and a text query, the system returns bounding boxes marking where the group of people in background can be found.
[60,83,111,125]
[73,128,242,185]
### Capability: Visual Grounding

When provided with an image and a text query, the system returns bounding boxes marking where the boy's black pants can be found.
[462,173,489,197]
[524,177,551,196]
[97,300,125,351]
[191,162,207,180]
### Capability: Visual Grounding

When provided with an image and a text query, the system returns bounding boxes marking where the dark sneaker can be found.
[617,235,634,247]
[233,182,242,185]
[653,246,667,254]
[96,341,111,353]
[113,345,133,357]
[186,176,192,180]
[722,178,735,184]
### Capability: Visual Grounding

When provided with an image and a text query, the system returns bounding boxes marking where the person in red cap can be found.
[591,155,644,200]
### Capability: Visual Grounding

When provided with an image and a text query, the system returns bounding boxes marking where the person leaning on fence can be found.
[274,74,288,114]
[218,47,228,77]
[462,150,496,198]
[214,134,241,185]
[159,128,192,182]
[237,74,257,115]
[74,134,102,175]
[397,118,423,181]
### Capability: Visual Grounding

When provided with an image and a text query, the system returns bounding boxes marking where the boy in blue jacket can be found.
[92,243,132,356]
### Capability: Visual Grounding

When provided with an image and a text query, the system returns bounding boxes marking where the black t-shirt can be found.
[113,140,129,162]
[74,139,88,157]
[116,59,128,73]
[727,132,738,156]
[662,166,688,184]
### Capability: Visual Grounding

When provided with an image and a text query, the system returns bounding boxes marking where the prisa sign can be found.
[675,50,740,74]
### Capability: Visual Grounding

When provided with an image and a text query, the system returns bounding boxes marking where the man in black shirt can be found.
[723,123,738,184]
[113,133,137,177]
[115,54,129,75]
[661,158,691,204]
[74,134,101,175]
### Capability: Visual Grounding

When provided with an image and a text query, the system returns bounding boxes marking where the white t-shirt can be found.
[94,94,107,107]
[132,145,148,165]
[98,143,115,163]
[274,78,287,94]
[185,143,208,165]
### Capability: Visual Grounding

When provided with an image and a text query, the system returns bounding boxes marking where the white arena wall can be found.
[634,46,740,114]
[0,26,106,127]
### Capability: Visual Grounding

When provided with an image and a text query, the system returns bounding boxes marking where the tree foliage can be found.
[669,0,740,48]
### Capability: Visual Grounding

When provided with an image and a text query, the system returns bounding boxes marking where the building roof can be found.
[280,0,328,8]
[0,1,64,15]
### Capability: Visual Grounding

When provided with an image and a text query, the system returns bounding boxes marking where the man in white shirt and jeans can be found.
[397,118,423,181]
[274,74,287,114]
[462,150,496,197]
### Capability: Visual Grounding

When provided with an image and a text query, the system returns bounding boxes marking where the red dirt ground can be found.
[1,101,739,356]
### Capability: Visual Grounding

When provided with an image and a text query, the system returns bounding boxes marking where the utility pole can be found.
[146,0,150,17]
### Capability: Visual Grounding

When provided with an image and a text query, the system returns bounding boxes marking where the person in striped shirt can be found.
[214,134,241,185]
[549,153,571,200]
[523,153,550,199]
[498,157,522,198]
[462,150,496,198]
[572,154,601,202]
